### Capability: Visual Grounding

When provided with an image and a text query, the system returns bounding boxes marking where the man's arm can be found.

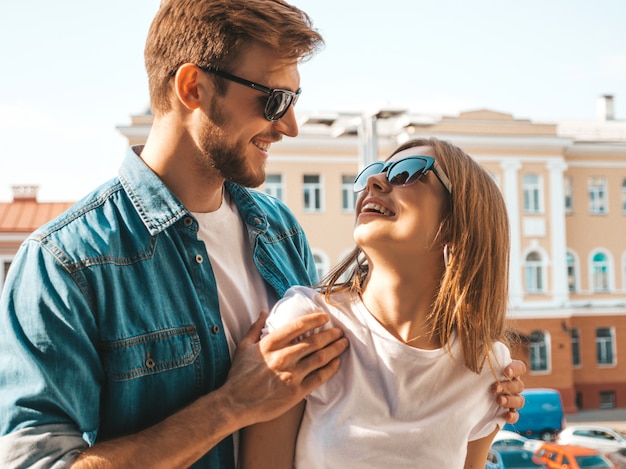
[492,360,526,424]
[71,312,348,468]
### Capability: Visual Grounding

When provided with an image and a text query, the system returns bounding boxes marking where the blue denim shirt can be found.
[0,147,317,468]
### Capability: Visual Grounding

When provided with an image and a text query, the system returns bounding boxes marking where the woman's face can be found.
[353,145,450,260]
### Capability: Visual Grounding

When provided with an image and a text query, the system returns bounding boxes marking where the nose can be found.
[272,105,298,137]
[365,172,391,193]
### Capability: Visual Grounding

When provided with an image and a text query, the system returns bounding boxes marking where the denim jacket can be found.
[0,147,317,468]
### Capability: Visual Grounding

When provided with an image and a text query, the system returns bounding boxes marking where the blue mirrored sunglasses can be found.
[353,156,453,194]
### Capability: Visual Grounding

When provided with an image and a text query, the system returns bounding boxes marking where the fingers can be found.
[503,409,520,424]
[504,359,527,380]
[498,392,525,411]
[264,312,334,346]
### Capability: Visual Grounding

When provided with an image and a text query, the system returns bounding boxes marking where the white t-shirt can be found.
[193,190,272,357]
[265,286,510,469]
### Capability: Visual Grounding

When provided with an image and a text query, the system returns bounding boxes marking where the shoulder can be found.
[265,286,328,332]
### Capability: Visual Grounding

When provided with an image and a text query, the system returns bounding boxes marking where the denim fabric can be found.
[0,146,317,468]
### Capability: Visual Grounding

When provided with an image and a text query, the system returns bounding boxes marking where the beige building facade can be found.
[117,100,626,412]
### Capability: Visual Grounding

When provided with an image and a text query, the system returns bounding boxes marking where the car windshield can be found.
[574,454,614,468]
[501,452,543,467]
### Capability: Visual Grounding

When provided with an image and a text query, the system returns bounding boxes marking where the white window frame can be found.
[589,250,611,293]
[263,173,284,201]
[312,250,330,282]
[566,250,579,293]
[529,330,550,373]
[595,327,615,366]
[588,176,608,214]
[303,174,323,212]
[524,251,545,294]
[341,175,357,212]
[522,174,543,214]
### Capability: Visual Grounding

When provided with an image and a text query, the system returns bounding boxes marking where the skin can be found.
[240,146,523,469]
[71,44,349,469]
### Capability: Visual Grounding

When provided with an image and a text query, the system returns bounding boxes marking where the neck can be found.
[140,117,225,213]
[360,254,444,349]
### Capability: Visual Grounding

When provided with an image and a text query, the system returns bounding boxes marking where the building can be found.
[2,96,625,411]
[0,185,74,285]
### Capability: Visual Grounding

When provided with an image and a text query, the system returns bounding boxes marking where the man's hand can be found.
[222,311,349,427]
[492,359,526,424]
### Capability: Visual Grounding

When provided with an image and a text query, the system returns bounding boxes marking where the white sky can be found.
[1,0,625,202]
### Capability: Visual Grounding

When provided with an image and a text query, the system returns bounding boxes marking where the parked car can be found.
[504,388,565,441]
[494,430,530,447]
[486,445,547,468]
[557,426,626,454]
[534,443,616,468]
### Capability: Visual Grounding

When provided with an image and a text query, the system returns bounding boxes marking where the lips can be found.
[361,202,395,216]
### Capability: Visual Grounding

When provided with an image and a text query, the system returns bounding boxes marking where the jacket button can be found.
[184,217,193,227]
[212,325,220,334]
[195,254,203,264]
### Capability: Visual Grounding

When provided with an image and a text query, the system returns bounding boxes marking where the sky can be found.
[1,0,625,202]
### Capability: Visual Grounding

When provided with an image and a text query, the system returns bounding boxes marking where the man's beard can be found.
[197,105,266,188]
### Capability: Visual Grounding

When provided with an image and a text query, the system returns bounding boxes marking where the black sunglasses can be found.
[353,156,453,194]
[200,66,301,122]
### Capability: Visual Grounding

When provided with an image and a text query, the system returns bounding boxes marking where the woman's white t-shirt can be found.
[265,286,510,469]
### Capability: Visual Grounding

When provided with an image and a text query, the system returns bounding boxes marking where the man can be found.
[0,1,525,467]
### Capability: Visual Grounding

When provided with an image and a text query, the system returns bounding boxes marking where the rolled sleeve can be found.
[0,424,88,469]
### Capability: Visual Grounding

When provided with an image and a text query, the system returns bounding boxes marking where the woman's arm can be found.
[463,425,499,469]
[239,400,306,469]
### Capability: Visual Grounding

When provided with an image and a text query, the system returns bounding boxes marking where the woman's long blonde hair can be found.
[319,137,510,373]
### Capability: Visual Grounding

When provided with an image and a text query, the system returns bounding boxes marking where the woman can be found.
[240,137,513,468]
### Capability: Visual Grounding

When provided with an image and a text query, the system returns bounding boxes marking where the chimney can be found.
[596,94,615,121]
[11,185,40,202]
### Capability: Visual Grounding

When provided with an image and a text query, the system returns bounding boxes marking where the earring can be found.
[443,244,450,268]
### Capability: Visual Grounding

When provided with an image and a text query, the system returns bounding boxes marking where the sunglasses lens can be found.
[353,162,385,192]
[265,91,293,121]
[388,159,428,186]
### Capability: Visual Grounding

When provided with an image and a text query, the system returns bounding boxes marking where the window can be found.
[524,251,544,293]
[599,391,616,409]
[341,175,357,212]
[264,174,284,201]
[303,175,322,212]
[566,252,577,292]
[312,252,329,281]
[622,179,626,213]
[564,176,573,214]
[588,176,607,214]
[529,330,549,372]
[596,327,615,365]
[1,259,11,288]
[571,328,581,367]
[522,174,542,213]
[591,252,609,292]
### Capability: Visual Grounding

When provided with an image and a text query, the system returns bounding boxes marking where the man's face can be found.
[195,44,301,188]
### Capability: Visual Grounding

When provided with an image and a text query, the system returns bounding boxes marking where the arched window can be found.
[312,251,330,282]
[591,252,609,292]
[525,251,544,293]
[566,251,577,292]
[529,330,550,372]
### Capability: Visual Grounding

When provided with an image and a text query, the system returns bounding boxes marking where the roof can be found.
[0,200,74,233]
